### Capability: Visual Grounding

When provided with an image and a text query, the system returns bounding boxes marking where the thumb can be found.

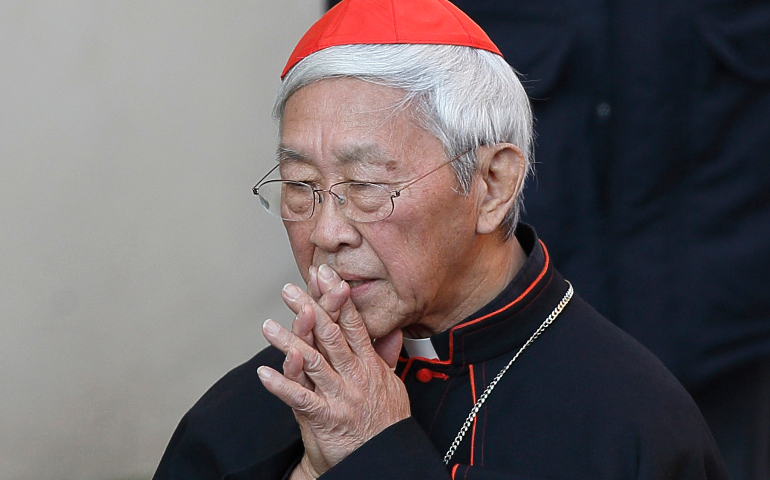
[372,329,403,370]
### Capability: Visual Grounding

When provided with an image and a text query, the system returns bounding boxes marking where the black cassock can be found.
[154,225,728,480]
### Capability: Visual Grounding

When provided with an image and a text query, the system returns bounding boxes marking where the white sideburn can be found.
[402,336,439,360]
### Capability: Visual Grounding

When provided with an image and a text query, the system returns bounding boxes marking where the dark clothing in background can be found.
[446,0,770,390]
[324,0,770,387]
[153,226,728,480]
[427,0,770,478]
[329,0,770,476]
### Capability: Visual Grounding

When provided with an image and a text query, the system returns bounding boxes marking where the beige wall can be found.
[0,2,323,479]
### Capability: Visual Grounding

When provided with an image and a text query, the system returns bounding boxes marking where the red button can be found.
[416,368,434,383]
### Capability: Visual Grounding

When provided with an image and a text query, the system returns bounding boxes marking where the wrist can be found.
[289,456,319,480]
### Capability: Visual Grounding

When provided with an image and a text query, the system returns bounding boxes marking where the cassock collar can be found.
[402,336,440,360]
[399,223,569,366]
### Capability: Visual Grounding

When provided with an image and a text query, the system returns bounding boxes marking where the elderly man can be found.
[153,1,728,479]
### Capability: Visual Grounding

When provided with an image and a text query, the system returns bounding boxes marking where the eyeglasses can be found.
[252,149,472,223]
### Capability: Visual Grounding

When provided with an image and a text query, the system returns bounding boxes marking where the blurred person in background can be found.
[331,0,770,479]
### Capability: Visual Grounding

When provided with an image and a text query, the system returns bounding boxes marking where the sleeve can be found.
[152,410,303,480]
[152,347,304,480]
[318,412,729,480]
[317,419,569,480]
[320,418,451,480]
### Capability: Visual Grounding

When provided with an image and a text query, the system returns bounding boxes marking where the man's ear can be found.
[474,143,526,235]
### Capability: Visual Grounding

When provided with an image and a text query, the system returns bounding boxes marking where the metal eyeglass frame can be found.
[252,148,474,223]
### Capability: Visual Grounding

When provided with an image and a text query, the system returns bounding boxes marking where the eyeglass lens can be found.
[257,181,395,222]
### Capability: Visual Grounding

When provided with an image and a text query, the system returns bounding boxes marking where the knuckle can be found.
[304,350,327,373]
[292,388,316,412]
[317,321,344,345]
[319,294,345,316]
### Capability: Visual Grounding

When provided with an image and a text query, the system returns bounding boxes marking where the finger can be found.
[316,265,348,315]
[307,265,321,300]
[292,303,316,347]
[262,319,341,392]
[279,279,359,373]
[282,283,305,316]
[336,297,377,357]
[283,284,324,350]
[257,365,324,415]
[312,271,373,361]
[283,281,342,326]
[283,346,313,390]
[308,304,360,375]
[372,329,403,370]
[280,284,341,365]
[284,268,358,369]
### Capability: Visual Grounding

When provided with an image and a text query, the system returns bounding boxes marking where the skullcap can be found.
[282,0,502,78]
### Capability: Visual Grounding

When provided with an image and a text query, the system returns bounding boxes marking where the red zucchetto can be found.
[281,0,502,78]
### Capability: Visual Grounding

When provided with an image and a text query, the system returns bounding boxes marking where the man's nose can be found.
[308,191,361,252]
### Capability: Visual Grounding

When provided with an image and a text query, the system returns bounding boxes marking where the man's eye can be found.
[346,183,390,212]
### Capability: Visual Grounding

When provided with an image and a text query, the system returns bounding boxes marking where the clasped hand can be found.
[257,264,411,479]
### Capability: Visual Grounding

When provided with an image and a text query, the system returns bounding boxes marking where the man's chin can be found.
[357,310,401,341]
[400,323,435,339]
[348,287,406,339]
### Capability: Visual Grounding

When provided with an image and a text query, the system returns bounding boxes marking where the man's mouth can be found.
[320,266,377,290]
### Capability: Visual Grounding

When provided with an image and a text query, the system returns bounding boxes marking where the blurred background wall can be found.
[0,1,322,479]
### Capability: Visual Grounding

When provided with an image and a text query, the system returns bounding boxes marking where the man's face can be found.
[280,78,484,338]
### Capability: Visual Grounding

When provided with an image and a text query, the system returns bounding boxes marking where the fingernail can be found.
[283,283,300,300]
[257,366,272,381]
[319,264,335,281]
[263,319,280,335]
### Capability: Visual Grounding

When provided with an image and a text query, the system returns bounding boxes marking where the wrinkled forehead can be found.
[278,78,438,176]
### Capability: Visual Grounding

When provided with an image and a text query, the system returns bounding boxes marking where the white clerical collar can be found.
[402,336,439,360]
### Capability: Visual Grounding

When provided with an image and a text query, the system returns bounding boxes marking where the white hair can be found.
[273,44,534,239]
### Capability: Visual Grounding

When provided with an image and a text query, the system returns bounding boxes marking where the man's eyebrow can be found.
[276,146,307,164]
[335,145,398,170]
[277,144,399,170]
